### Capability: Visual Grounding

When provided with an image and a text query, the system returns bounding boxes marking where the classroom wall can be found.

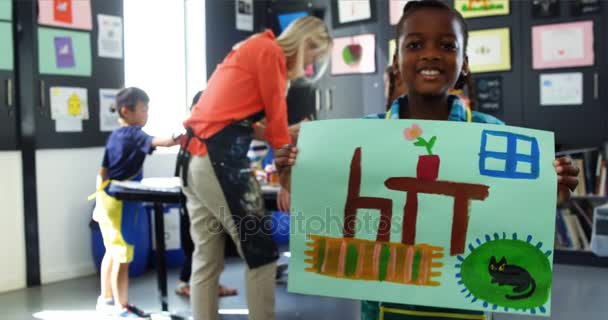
[0,152,26,293]
[36,148,103,283]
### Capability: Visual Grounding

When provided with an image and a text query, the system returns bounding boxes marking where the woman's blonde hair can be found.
[276,16,332,82]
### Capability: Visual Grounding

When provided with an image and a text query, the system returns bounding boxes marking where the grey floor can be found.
[0,260,606,320]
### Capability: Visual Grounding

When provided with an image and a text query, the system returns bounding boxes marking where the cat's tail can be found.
[506,279,536,300]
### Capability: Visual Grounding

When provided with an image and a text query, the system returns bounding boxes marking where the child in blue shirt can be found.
[94,87,180,318]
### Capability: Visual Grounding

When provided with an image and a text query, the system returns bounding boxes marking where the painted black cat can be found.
[488,256,536,300]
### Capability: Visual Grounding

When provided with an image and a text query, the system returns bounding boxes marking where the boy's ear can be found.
[119,105,129,117]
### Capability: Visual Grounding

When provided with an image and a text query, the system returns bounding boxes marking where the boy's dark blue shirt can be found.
[102,126,154,181]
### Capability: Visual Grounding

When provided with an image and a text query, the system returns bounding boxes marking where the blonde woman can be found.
[180,17,332,320]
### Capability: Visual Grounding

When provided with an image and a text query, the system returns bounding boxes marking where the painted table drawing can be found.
[289,120,556,317]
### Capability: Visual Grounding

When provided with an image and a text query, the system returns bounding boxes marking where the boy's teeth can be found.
[421,70,439,76]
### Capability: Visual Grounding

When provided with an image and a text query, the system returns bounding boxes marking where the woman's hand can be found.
[554,157,580,205]
[277,187,291,213]
[275,144,298,192]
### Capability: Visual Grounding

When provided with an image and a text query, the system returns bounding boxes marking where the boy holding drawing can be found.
[276,1,579,319]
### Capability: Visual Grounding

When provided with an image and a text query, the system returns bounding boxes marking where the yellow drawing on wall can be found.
[455,0,510,18]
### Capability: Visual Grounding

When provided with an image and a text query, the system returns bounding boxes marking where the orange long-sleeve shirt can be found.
[184,30,292,156]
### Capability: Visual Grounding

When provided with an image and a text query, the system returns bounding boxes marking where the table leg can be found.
[153,202,169,312]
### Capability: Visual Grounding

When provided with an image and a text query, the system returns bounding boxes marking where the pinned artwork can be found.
[38,27,91,76]
[99,89,121,132]
[50,86,89,120]
[97,14,123,59]
[289,120,556,317]
[54,36,75,68]
[532,21,594,69]
[0,0,12,21]
[454,0,510,18]
[331,34,376,75]
[331,0,376,28]
[468,28,511,73]
[540,73,583,106]
[38,0,92,30]
[0,21,12,71]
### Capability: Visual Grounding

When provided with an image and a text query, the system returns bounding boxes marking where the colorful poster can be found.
[532,0,560,18]
[235,0,253,31]
[99,89,120,132]
[38,27,91,76]
[97,14,123,59]
[0,0,12,21]
[467,28,511,73]
[49,86,89,120]
[390,0,410,25]
[53,0,72,24]
[331,34,376,75]
[532,21,594,70]
[0,22,12,71]
[454,0,510,18]
[540,73,583,106]
[54,36,75,68]
[290,120,556,316]
[38,0,92,30]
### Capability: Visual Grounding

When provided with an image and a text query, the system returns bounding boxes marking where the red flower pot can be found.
[417,155,440,181]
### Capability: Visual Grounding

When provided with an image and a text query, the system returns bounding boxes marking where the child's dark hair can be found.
[393,0,470,91]
[113,87,149,118]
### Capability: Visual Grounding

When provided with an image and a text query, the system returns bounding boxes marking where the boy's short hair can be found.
[114,87,149,118]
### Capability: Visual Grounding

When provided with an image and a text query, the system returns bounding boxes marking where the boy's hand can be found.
[277,187,291,214]
[554,157,580,205]
[275,144,298,192]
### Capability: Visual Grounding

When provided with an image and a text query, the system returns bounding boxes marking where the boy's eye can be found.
[441,42,458,50]
[405,41,422,50]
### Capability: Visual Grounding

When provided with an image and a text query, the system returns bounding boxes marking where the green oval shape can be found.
[460,238,551,309]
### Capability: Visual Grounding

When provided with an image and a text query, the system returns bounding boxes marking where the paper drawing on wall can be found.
[54,0,73,24]
[289,119,556,316]
[532,21,594,69]
[331,34,376,75]
[39,0,92,30]
[457,233,552,314]
[467,28,511,73]
[54,36,75,68]
[454,0,509,18]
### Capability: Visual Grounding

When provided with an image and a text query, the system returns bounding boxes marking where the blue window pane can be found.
[479,130,540,179]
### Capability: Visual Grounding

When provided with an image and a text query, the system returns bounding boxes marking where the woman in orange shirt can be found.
[181,17,331,320]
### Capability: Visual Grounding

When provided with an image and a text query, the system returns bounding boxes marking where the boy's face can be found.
[396,9,468,97]
[121,100,149,126]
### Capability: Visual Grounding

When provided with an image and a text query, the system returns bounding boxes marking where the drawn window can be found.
[479,130,540,179]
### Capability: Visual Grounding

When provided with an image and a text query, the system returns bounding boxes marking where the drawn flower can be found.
[404,124,437,155]
[403,124,423,141]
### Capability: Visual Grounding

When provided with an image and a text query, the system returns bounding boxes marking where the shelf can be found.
[554,249,608,267]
